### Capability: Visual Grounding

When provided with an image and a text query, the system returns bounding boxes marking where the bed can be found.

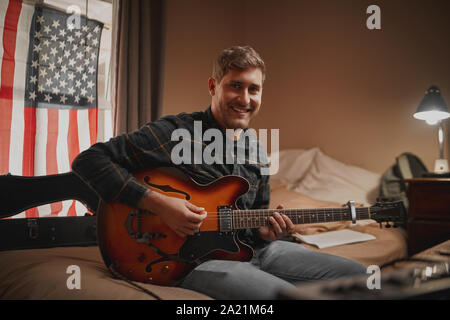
[0,148,407,300]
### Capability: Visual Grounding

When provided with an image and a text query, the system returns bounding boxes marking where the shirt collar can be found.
[204,106,222,130]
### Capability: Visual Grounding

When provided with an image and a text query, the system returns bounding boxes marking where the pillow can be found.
[292,149,381,205]
[269,148,319,183]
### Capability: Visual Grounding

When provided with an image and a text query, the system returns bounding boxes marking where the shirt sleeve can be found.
[251,173,270,210]
[72,117,178,208]
[241,173,271,248]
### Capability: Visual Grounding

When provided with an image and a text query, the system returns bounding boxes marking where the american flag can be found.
[0,0,103,218]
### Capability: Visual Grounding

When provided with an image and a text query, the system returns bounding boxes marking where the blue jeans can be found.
[179,240,367,299]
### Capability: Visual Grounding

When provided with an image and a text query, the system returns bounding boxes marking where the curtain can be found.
[111,0,166,135]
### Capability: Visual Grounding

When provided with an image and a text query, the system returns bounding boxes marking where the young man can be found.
[72,46,366,299]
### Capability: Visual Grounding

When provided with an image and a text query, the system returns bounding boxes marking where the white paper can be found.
[293,229,376,249]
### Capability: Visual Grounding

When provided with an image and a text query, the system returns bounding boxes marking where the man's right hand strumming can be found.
[137,190,207,238]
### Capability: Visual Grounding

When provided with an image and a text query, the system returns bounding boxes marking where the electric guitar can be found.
[97,167,406,286]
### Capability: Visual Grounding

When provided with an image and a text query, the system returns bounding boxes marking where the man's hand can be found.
[137,190,207,238]
[258,204,295,242]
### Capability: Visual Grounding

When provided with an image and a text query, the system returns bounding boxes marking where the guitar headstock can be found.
[370,200,406,227]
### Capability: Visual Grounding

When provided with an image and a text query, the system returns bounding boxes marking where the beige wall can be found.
[162,0,450,174]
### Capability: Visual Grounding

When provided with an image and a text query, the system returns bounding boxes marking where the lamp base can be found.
[434,159,449,173]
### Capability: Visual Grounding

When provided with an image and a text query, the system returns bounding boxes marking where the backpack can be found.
[378,152,428,210]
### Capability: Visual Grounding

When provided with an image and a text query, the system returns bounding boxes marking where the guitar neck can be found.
[232,207,371,230]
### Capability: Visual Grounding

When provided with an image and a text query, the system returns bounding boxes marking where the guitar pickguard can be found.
[179,231,239,261]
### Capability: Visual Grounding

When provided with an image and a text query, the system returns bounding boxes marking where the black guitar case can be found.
[0,172,100,251]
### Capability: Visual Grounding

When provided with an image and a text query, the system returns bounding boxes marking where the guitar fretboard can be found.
[232,207,371,230]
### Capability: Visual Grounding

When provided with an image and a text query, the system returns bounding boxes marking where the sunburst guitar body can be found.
[97,167,253,286]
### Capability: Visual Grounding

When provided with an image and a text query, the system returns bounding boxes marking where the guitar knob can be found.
[161,265,170,274]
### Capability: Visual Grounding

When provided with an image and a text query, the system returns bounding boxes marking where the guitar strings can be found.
[143,208,371,223]
[168,207,370,215]
[182,208,369,216]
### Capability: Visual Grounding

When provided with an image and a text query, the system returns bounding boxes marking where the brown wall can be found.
[162,0,450,174]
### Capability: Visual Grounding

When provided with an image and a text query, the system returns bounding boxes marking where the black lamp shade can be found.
[414,85,450,121]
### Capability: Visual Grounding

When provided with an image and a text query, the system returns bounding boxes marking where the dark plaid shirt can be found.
[72,106,271,246]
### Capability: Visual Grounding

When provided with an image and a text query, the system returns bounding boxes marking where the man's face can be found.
[209,67,263,130]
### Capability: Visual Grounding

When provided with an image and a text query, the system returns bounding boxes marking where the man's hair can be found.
[212,46,266,83]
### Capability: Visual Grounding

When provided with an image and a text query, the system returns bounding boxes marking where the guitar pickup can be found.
[218,205,233,233]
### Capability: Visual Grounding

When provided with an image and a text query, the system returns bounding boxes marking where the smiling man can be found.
[209,66,262,130]
[72,46,366,299]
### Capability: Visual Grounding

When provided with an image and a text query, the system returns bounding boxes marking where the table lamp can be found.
[413,85,450,173]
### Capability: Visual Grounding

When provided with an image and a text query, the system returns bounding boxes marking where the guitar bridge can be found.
[125,210,167,242]
[125,209,191,264]
[125,210,152,239]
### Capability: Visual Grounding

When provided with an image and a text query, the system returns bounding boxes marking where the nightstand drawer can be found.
[407,220,450,255]
[405,178,450,256]
[406,178,450,220]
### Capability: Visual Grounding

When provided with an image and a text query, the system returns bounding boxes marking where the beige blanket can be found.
[0,245,212,300]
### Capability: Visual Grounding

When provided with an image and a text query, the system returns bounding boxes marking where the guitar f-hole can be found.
[143,176,191,200]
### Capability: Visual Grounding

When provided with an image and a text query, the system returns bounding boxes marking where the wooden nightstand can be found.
[405,178,450,256]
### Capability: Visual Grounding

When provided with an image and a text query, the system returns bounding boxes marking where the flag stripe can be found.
[67,109,80,217]
[46,108,59,175]
[58,200,72,217]
[56,110,72,217]
[23,106,37,218]
[22,106,36,176]
[89,107,97,145]
[0,0,9,88]
[50,200,63,216]
[78,110,89,152]
[67,201,77,217]
[56,111,70,175]
[35,108,51,217]
[68,108,80,166]
[9,1,34,176]
[0,0,21,175]
[47,108,62,216]
[34,105,47,175]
